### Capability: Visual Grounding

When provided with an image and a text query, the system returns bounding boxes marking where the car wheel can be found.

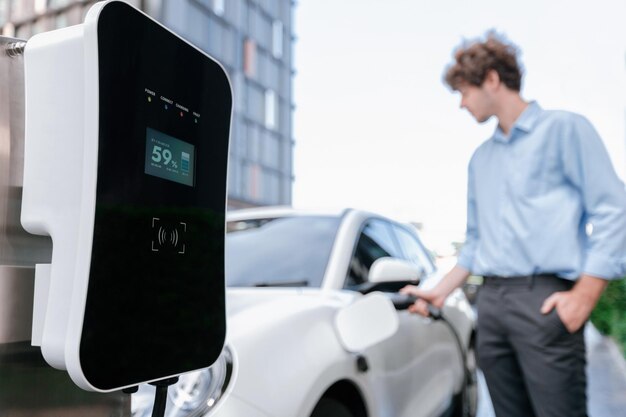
[452,340,478,417]
[310,397,356,417]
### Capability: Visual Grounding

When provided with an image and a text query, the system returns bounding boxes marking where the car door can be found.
[343,219,458,417]
[387,223,462,416]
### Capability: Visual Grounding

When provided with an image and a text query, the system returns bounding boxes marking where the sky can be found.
[292,0,626,254]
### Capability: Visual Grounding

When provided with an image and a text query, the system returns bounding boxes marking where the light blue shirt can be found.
[457,102,626,280]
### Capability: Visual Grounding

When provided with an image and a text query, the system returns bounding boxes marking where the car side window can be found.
[345,219,401,288]
[391,225,435,276]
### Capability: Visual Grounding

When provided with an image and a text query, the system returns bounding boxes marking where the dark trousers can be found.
[476,275,587,417]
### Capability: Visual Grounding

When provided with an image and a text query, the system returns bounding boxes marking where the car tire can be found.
[310,397,357,417]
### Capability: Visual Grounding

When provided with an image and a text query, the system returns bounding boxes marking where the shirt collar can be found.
[492,101,542,143]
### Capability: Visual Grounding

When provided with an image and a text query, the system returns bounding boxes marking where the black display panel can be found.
[144,127,196,187]
[80,2,231,390]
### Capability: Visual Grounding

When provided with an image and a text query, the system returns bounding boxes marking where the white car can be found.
[133,207,477,417]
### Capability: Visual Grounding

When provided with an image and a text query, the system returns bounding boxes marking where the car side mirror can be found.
[335,292,399,352]
[369,257,423,283]
[352,258,421,295]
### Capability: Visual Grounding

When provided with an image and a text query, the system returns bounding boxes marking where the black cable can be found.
[439,315,469,376]
[392,294,472,416]
[149,377,179,417]
[152,385,168,417]
[417,303,469,392]
[438,314,472,417]
[391,295,466,368]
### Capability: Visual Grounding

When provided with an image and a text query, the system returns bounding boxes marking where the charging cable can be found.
[392,293,473,417]
[150,377,178,417]
[123,376,179,417]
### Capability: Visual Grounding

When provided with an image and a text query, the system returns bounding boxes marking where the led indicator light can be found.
[164,104,168,110]
[180,111,183,117]
[148,96,152,102]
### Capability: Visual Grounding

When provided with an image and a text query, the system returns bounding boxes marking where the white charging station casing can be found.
[23,4,101,385]
[22,0,231,392]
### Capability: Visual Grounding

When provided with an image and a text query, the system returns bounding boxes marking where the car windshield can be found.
[226,215,341,288]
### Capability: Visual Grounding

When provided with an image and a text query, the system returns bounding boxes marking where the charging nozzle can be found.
[426,304,442,320]
[390,293,442,320]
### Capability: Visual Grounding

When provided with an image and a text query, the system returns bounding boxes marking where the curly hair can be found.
[444,31,523,92]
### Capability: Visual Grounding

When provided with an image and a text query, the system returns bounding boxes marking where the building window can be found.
[212,0,225,16]
[272,20,283,59]
[243,38,257,78]
[264,89,277,130]
[282,138,292,174]
[228,155,240,196]
[247,123,261,162]
[207,18,223,60]
[233,72,245,112]
[247,163,262,200]
[247,83,264,124]
[263,172,280,204]
[262,133,280,169]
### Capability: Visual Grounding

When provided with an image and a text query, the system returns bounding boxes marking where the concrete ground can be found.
[476,324,626,417]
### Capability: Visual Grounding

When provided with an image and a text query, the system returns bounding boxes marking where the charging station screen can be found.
[144,127,195,187]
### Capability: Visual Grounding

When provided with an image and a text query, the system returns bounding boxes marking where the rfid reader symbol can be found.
[157,227,179,247]
[151,217,187,254]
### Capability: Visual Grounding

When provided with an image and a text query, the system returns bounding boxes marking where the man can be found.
[401,33,626,417]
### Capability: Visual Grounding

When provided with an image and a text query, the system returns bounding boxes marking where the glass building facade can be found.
[1,0,296,209]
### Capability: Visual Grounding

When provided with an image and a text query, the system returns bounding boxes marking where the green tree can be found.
[590,278,626,357]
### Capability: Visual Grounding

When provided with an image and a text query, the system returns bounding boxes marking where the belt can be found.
[482,273,564,286]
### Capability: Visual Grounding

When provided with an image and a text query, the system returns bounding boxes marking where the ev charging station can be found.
[20,0,231,394]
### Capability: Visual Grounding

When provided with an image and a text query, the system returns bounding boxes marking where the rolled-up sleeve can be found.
[457,157,479,272]
[561,116,626,280]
